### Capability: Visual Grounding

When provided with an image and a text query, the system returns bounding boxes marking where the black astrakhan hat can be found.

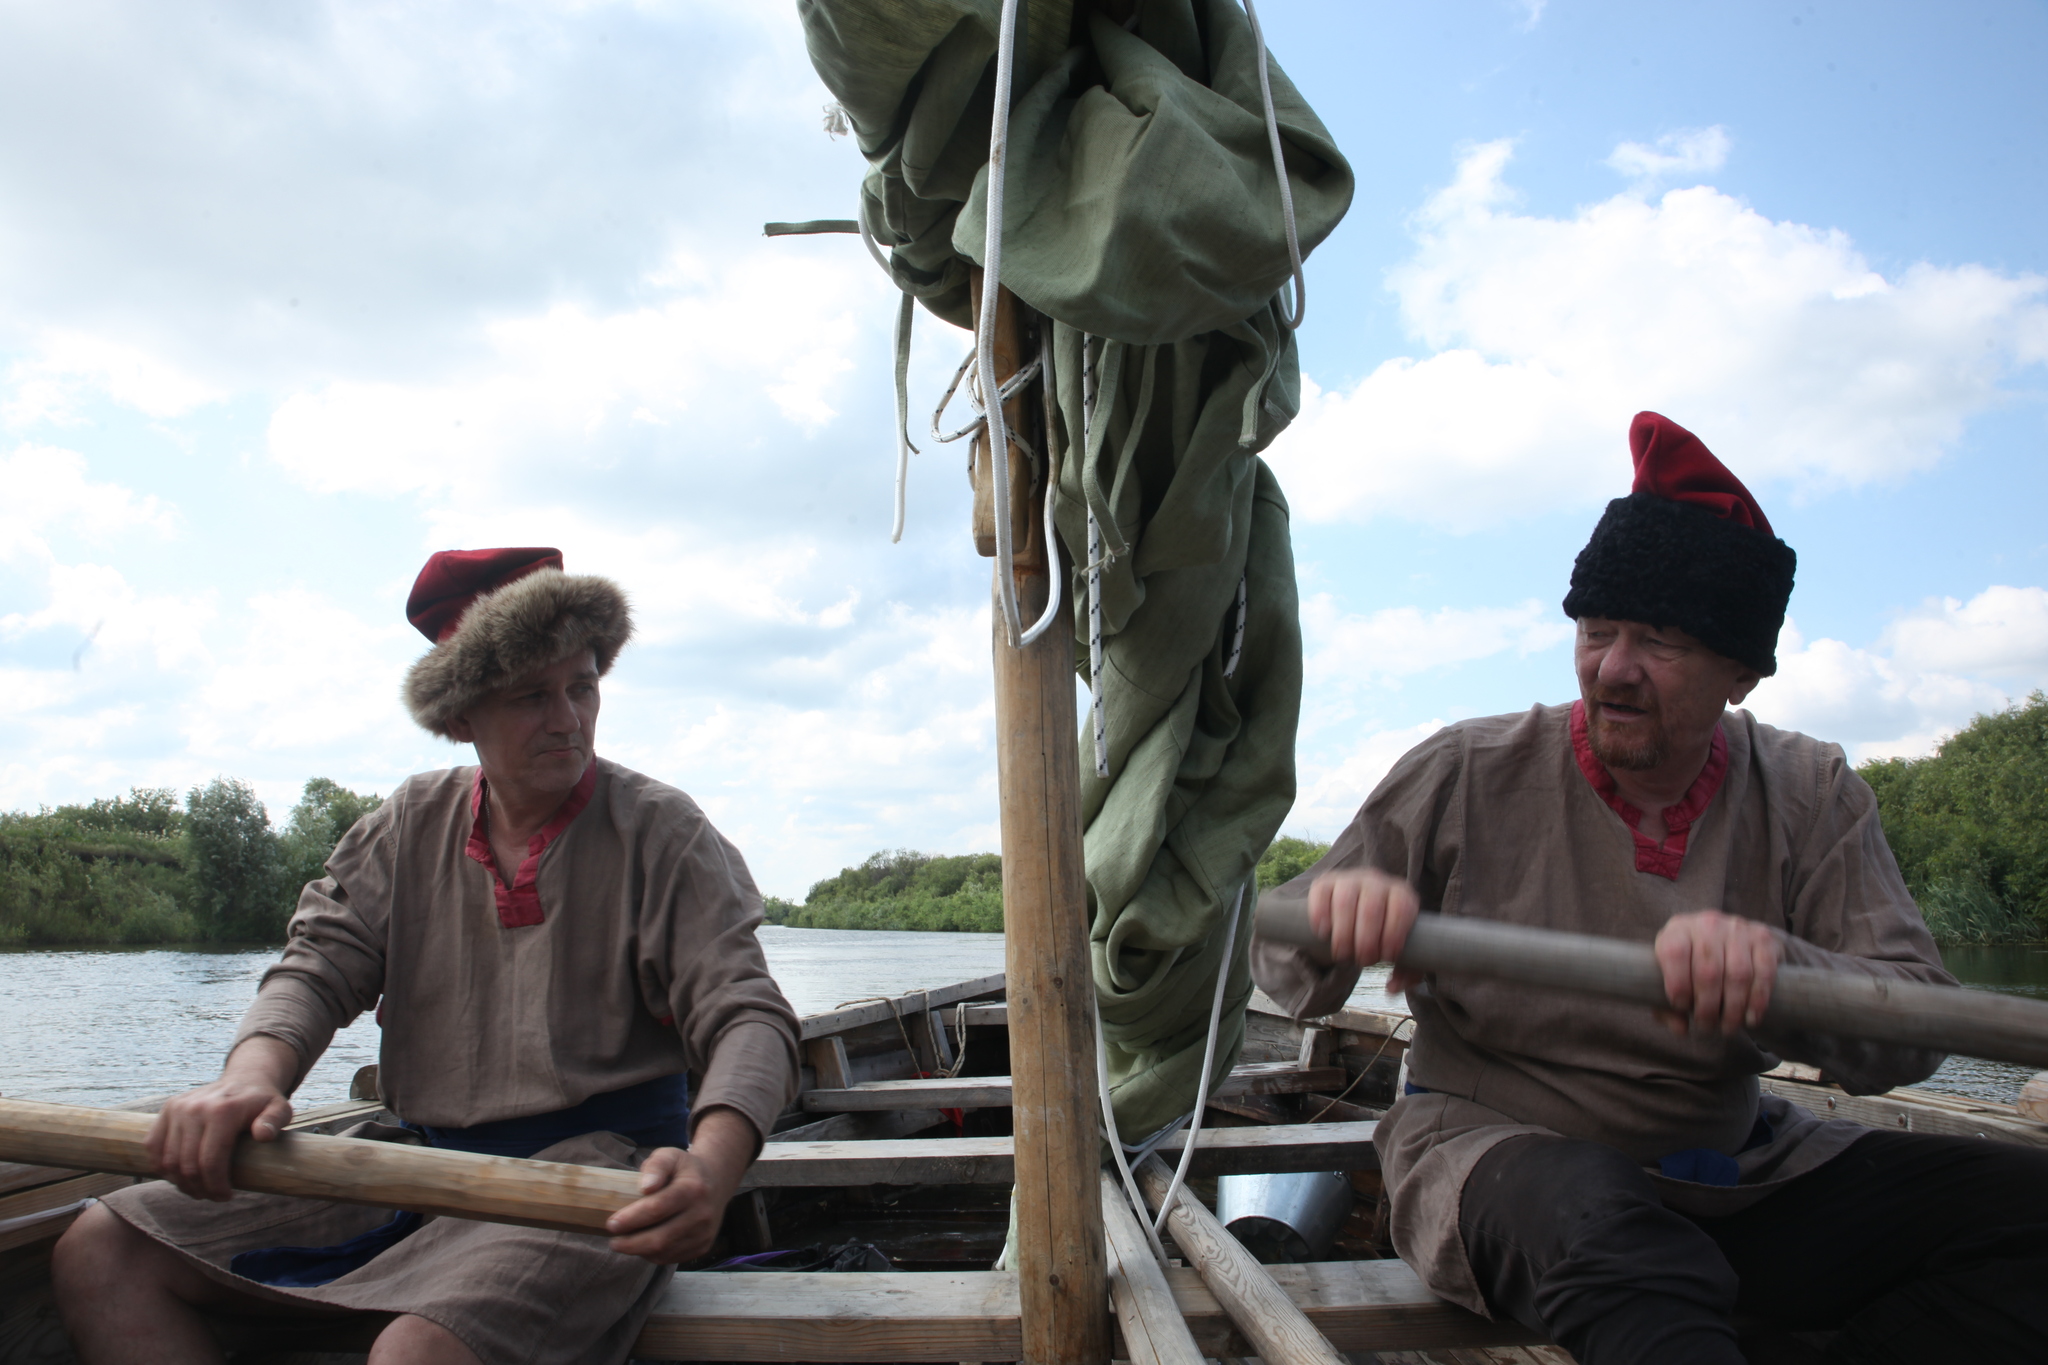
[1561,413,1796,676]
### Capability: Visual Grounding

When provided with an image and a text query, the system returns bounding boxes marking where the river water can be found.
[1,931,2041,1109]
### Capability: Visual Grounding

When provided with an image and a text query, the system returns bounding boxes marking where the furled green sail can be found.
[797,0,1353,1141]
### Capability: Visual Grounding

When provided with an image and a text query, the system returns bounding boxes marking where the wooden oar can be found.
[1252,901,2048,1071]
[0,1098,640,1234]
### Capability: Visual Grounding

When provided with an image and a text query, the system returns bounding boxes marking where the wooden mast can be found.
[970,273,1110,1365]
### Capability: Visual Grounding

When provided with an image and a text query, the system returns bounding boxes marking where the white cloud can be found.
[1880,585,2048,680]
[3,333,223,426]
[184,588,421,762]
[0,444,178,562]
[1745,586,2048,762]
[1303,596,1572,690]
[266,249,872,499]
[1605,126,1731,185]
[1268,140,2048,530]
[1512,0,1548,32]
[1289,719,1448,839]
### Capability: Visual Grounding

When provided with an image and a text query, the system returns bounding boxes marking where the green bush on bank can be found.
[1861,692,2048,945]
[764,849,1005,932]
[768,839,1346,934]
[0,778,382,947]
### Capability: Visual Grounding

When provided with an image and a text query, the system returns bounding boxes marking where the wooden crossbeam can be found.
[798,974,1006,1041]
[802,1063,1353,1114]
[624,1262,1539,1362]
[740,1120,1380,1189]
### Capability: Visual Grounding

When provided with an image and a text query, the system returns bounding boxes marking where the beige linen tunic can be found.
[101,758,800,1365]
[1252,703,1952,1315]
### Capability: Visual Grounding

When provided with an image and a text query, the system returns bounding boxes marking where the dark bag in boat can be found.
[706,1241,892,1273]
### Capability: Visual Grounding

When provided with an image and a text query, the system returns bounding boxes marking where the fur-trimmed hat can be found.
[1561,413,1795,676]
[401,549,633,737]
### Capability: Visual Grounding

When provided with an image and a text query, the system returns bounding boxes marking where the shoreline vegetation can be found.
[0,779,380,947]
[5,693,2041,947]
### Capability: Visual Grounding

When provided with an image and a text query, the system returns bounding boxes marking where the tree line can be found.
[762,838,1337,934]
[0,778,382,946]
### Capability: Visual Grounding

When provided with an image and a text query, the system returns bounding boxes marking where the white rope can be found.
[931,349,1041,446]
[1083,333,1108,777]
[1242,0,1306,330]
[1223,574,1248,680]
[858,200,918,543]
[1096,1004,1171,1268]
[1016,359,1064,646]
[1150,884,1246,1237]
[979,0,1025,646]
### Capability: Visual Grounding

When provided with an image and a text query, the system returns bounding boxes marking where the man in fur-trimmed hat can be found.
[55,549,800,1365]
[1253,416,2048,1364]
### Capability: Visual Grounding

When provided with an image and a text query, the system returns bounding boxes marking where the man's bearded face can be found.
[1585,678,1667,770]
[1574,618,1758,780]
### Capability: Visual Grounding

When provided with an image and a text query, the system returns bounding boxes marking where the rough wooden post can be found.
[972,278,1109,1365]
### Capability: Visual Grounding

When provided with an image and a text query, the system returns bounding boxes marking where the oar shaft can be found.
[1253,901,2048,1071]
[0,1099,641,1234]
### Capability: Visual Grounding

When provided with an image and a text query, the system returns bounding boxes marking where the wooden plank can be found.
[765,1110,947,1145]
[805,1063,1354,1113]
[741,1121,1380,1189]
[743,1137,1015,1190]
[625,1264,1543,1362]
[1101,1172,1206,1365]
[1135,1154,1348,1365]
[0,1171,134,1253]
[634,1270,1021,1362]
[1248,990,1415,1042]
[953,1002,1009,1027]
[1169,1263,1547,1356]
[1759,1077,2048,1148]
[799,974,1006,1042]
[804,1078,1013,1112]
[1216,1064,1350,1098]
[0,1098,641,1235]
[804,1036,853,1091]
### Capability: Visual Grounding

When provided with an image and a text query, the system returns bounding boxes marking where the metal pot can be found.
[1214,1169,1354,1263]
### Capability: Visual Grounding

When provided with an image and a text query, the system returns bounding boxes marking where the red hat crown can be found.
[1628,412,1773,537]
[406,547,564,643]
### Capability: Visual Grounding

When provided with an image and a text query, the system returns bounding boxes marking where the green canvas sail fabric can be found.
[797,0,1351,1141]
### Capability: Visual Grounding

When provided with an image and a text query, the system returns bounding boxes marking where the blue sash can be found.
[230,1073,689,1288]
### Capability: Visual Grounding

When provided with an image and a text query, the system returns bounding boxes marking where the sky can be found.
[2,0,2044,899]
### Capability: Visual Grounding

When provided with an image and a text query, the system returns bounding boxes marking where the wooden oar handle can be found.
[1252,898,2048,1071]
[0,1099,642,1234]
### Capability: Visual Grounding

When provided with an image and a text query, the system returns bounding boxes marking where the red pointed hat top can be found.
[1628,412,1773,538]
[407,547,564,643]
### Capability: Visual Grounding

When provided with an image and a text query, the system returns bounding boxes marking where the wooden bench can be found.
[802,1063,1352,1113]
[742,1120,1379,1189]
[624,1262,1544,1361]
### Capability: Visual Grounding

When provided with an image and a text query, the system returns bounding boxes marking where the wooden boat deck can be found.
[4,971,2043,1365]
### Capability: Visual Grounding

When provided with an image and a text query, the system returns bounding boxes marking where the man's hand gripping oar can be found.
[1305,868,1775,1037]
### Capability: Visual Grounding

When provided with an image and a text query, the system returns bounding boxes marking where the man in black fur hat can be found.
[1253,415,2048,1364]
[56,548,800,1365]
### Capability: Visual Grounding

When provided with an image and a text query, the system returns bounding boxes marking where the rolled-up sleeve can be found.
[639,810,800,1151]
[1756,751,1955,1093]
[232,809,395,1089]
[1252,726,1464,1020]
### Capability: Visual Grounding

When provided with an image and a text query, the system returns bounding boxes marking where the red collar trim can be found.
[1569,700,1728,880]
[465,760,598,927]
